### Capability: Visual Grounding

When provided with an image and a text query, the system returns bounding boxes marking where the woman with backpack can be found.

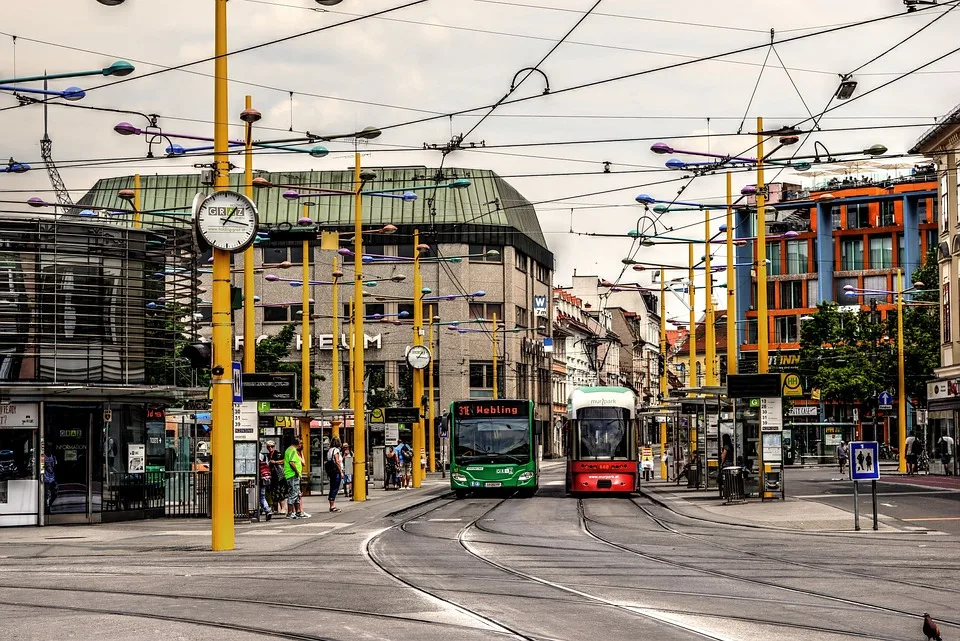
[326,437,344,513]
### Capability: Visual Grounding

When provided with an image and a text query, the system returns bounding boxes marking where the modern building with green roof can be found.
[80,167,560,475]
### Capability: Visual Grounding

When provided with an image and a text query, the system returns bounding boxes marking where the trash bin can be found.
[686,462,701,488]
[721,466,745,503]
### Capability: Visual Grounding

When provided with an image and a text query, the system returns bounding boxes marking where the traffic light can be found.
[657,354,665,376]
[182,342,212,369]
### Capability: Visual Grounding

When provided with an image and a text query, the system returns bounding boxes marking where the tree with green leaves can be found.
[798,249,940,410]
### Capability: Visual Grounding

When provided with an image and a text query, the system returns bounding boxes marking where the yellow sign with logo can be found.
[274,416,295,429]
[781,373,803,397]
[811,387,821,401]
[371,407,385,424]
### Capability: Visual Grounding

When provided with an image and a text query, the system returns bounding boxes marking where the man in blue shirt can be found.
[394,440,413,488]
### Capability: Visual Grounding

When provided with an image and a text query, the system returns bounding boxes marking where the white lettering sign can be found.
[236,334,381,351]
[0,403,39,428]
[233,401,258,442]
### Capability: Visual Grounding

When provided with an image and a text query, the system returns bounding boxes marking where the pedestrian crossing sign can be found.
[848,441,880,481]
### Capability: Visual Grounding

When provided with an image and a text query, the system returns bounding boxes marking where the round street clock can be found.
[406,345,432,370]
[196,190,259,252]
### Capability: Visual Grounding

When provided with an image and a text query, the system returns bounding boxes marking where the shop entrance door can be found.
[45,405,101,524]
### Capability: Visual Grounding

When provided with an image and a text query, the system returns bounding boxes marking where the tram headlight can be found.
[517,471,534,483]
[452,473,467,483]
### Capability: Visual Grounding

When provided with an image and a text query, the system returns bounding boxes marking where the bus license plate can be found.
[484,482,502,488]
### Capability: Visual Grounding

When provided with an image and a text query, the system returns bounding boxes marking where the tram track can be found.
[578,499,960,631]
[365,496,543,641]
[629,496,960,595]
[0,595,339,641]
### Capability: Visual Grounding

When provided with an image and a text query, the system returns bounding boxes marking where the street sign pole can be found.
[853,480,860,531]
[871,479,879,531]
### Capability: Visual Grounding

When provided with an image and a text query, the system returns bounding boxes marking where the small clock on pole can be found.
[406,345,432,370]
[195,190,259,252]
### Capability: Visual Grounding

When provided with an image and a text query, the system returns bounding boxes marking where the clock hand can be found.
[221,206,237,226]
[220,218,250,226]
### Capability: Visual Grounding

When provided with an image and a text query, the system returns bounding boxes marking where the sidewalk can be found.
[0,473,452,553]
[640,479,900,533]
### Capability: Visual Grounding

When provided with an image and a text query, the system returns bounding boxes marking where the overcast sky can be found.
[3,0,959,321]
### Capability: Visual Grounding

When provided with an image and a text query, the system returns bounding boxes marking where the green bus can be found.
[449,399,539,498]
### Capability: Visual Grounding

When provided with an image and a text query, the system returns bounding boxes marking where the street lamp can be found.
[0,60,134,84]
[0,85,85,101]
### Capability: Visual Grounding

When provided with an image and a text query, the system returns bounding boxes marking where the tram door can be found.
[45,405,101,524]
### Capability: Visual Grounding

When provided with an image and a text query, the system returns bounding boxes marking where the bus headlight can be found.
[517,471,534,483]
[452,473,467,483]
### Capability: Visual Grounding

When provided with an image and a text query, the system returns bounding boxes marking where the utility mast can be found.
[40,78,74,214]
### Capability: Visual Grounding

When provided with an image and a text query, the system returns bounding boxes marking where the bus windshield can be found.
[454,417,530,464]
[577,407,628,459]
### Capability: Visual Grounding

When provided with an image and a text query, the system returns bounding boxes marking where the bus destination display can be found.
[455,400,529,418]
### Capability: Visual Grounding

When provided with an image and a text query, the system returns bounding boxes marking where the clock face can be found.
[196,191,259,252]
[406,345,432,370]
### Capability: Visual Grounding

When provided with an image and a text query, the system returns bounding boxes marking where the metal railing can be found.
[164,470,211,518]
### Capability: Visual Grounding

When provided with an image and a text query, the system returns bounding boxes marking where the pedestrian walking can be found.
[257,443,274,521]
[326,437,343,513]
[267,441,286,514]
[937,434,954,475]
[661,450,671,481]
[341,443,354,498]
[283,437,311,519]
[838,441,849,475]
[43,446,57,512]
[905,431,921,475]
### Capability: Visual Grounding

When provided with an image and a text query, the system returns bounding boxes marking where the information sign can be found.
[759,397,783,432]
[848,441,880,481]
[233,401,258,442]
[877,391,893,411]
[232,361,243,403]
[128,444,145,473]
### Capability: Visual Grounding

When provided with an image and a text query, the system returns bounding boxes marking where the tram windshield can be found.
[576,407,628,459]
[454,417,530,464]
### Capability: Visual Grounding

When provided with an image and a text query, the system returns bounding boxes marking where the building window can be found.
[879,201,895,227]
[941,188,949,234]
[944,282,951,343]
[869,237,893,269]
[516,305,529,328]
[926,229,937,254]
[766,242,781,276]
[364,303,385,319]
[846,203,870,229]
[366,362,387,392]
[775,316,799,343]
[264,304,302,323]
[863,275,889,306]
[516,363,528,397]
[515,251,528,273]
[780,280,803,308]
[897,233,905,268]
[469,302,503,322]
[918,198,929,224]
[535,262,549,284]
[807,278,819,306]
[261,245,303,265]
[840,239,864,270]
[469,244,502,262]
[831,206,842,230]
[469,361,501,398]
[785,239,808,274]
[396,244,415,259]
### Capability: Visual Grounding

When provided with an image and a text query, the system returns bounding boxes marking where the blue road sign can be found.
[232,361,243,403]
[877,391,893,410]
[849,441,880,481]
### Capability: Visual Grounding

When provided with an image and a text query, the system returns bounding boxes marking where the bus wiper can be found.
[496,454,525,463]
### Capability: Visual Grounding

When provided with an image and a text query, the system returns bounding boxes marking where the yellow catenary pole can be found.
[897,269,907,473]
[300,226,311,484]
[704,209,716,387]
[659,268,668,479]
[688,244,696,390]
[348,297,355,411]
[492,312,499,400]
[242,96,256,374]
[210,0,234,551]
[412,230,425,488]
[331,257,341,440]
[756,116,769,374]
[352,154,367,501]
[133,173,141,229]
[726,172,737,376]
[688,244,697,455]
[428,303,436,473]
